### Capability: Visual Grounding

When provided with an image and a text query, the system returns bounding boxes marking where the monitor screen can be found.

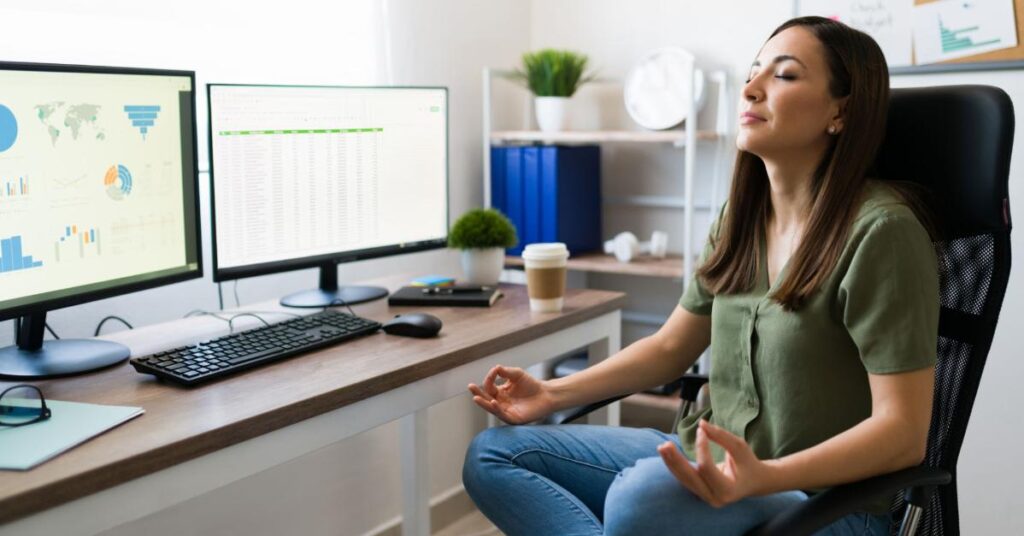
[207,84,448,281]
[0,63,201,321]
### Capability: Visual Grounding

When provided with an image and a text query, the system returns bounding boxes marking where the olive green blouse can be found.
[678,182,939,513]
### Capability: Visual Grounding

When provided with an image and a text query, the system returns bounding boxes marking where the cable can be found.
[227,312,271,334]
[44,323,60,340]
[233,280,241,307]
[184,309,303,335]
[326,297,357,317]
[183,309,233,322]
[217,282,225,311]
[94,315,134,337]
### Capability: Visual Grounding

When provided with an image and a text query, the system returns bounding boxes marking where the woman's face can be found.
[736,26,846,160]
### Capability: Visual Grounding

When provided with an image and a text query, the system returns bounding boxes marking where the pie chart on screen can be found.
[0,104,17,153]
[104,164,133,200]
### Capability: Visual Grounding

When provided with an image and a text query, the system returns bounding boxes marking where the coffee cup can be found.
[522,243,569,312]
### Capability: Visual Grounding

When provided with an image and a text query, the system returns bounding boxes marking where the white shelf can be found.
[490,130,721,145]
[505,252,689,279]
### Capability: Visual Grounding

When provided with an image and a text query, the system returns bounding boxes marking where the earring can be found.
[828,125,837,135]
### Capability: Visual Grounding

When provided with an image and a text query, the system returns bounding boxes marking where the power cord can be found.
[183,309,303,334]
[13,317,61,340]
[233,280,241,307]
[227,312,270,333]
[325,297,357,317]
[94,315,134,336]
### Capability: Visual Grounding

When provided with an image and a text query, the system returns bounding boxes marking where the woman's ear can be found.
[829,96,850,134]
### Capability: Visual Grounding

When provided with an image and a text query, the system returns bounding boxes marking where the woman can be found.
[463,16,938,536]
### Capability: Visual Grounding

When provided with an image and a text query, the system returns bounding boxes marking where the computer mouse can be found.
[382,313,443,338]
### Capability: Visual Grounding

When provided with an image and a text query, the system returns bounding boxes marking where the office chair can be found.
[554,85,1014,536]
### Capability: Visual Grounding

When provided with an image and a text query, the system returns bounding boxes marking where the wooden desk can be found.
[0,283,624,536]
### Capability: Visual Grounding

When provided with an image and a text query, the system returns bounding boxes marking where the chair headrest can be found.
[873,85,1014,238]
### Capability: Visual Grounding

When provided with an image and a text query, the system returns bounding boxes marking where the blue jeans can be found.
[463,425,891,536]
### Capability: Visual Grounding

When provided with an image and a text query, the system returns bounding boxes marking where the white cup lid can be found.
[522,242,570,260]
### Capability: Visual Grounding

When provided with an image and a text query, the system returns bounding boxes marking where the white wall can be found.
[529,0,1024,533]
[0,1,529,534]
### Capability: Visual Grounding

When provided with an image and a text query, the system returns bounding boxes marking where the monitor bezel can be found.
[206,83,450,283]
[0,61,203,322]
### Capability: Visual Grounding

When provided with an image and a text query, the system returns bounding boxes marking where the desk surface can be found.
[0,282,625,525]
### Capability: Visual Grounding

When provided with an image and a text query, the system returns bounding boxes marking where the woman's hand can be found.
[467,365,556,425]
[657,420,776,508]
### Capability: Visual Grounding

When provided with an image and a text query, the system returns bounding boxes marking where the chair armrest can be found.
[746,466,951,536]
[552,394,630,425]
[680,373,709,402]
[553,373,709,425]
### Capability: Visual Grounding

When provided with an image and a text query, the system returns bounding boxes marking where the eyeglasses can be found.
[0,384,51,427]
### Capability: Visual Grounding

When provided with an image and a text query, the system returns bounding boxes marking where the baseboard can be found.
[363,484,476,536]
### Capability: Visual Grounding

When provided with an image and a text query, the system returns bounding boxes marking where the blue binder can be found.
[491,145,601,256]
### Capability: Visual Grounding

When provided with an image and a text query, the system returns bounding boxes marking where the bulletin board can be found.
[797,0,1024,74]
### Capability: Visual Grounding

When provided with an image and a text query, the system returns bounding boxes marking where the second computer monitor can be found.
[207,84,448,307]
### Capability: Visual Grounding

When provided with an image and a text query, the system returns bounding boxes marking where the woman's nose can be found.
[742,80,763,103]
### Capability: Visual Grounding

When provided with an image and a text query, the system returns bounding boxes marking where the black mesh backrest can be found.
[873,86,1014,536]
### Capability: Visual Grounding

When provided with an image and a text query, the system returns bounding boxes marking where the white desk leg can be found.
[587,329,622,427]
[400,410,430,536]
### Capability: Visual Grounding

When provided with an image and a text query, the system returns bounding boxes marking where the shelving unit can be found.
[482,65,731,408]
[482,67,730,283]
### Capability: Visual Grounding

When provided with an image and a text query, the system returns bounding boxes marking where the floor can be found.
[434,510,502,536]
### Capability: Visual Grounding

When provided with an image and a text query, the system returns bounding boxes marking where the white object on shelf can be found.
[624,47,706,130]
[534,96,570,132]
[603,231,669,263]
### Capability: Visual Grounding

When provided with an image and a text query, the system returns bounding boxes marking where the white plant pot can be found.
[460,248,505,285]
[535,96,570,132]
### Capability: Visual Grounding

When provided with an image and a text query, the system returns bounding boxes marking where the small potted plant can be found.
[449,208,518,285]
[512,49,595,132]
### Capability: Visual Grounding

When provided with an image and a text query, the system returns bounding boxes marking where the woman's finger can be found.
[498,366,525,381]
[482,366,502,397]
[695,426,731,494]
[471,396,500,417]
[468,383,493,402]
[658,442,718,506]
[700,420,749,458]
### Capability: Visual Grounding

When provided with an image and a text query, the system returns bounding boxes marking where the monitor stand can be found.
[279,262,389,308]
[0,312,130,379]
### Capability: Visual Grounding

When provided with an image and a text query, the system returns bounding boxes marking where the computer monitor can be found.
[0,62,201,379]
[207,84,448,307]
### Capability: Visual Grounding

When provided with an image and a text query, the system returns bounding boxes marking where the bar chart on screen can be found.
[0,235,43,273]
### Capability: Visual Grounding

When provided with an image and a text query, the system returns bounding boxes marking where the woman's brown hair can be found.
[696,16,890,311]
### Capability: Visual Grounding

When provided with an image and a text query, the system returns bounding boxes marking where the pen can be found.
[422,286,492,294]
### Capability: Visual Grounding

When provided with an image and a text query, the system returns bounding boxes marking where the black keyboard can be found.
[130,309,382,386]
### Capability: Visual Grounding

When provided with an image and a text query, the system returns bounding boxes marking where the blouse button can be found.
[746,397,757,407]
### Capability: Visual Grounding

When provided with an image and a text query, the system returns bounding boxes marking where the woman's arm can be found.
[545,304,711,412]
[468,305,710,424]
[658,365,934,506]
[758,365,934,493]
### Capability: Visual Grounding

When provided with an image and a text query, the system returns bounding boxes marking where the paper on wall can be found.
[799,0,915,68]
[912,0,1018,64]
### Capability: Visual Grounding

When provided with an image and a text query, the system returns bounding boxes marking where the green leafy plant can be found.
[448,209,518,249]
[512,49,595,97]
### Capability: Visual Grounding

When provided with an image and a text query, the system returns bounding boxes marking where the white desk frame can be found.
[1,310,621,536]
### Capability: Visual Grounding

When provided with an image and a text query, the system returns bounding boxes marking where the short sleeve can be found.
[839,214,939,374]
[679,208,724,315]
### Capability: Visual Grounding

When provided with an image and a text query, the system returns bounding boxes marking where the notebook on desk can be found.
[0,400,143,470]
[388,286,503,307]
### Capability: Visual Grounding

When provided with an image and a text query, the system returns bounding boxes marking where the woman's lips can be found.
[740,111,766,125]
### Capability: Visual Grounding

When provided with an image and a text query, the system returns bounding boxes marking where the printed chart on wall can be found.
[0,70,191,302]
[798,0,1024,72]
